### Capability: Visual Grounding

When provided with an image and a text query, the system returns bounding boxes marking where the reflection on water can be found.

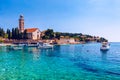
[101,52,107,62]
[101,51,108,61]
[32,48,40,60]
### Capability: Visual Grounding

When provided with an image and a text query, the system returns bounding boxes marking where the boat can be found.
[100,42,110,51]
[7,44,23,50]
[0,43,4,46]
[38,43,53,49]
[25,42,38,47]
[13,42,38,47]
[18,43,27,47]
[12,46,23,50]
[13,42,27,47]
[10,45,24,50]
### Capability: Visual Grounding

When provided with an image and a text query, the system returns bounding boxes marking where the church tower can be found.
[19,15,24,33]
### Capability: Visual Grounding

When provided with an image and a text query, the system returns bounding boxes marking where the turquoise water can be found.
[0,43,120,80]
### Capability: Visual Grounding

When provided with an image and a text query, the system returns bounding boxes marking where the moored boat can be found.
[26,43,38,47]
[100,42,110,51]
[38,43,53,49]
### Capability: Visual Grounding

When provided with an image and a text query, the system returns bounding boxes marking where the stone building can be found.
[26,28,41,40]
[19,15,41,40]
[19,15,24,33]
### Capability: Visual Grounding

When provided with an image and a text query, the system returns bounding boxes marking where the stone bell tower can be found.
[19,15,24,33]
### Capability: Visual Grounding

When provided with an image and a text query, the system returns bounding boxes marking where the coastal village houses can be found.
[19,15,41,40]
[57,36,75,44]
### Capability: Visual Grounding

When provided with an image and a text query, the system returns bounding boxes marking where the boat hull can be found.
[100,46,109,51]
[38,43,53,49]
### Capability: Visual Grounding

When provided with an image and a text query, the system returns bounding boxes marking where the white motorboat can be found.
[100,42,110,51]
[25,43,38,47]
[18,43,27,47]
[38,43,53,49]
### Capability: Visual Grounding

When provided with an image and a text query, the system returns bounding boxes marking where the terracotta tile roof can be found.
[26,28,38,33]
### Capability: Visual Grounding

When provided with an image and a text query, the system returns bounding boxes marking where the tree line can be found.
[0,27,28,40]
[7,28,28,40]
[42,29,82,39]
[42,29,108,42]
[0,27,5,38]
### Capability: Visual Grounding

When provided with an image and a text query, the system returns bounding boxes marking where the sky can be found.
[0,0,120,42]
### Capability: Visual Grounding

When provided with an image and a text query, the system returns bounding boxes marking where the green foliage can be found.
[0,27,5,37]
[12,28,15,39]
[19,33,23,39]
[15,28,19,39]
[42,30,83,40]
[42,29,54,39]
[42,28,108,42]
[7,29,11,39]
[4,34,8,38]
[79,37,84,41]
[99,37,108,42]
[23,30,28,39]
[58,32,82,37]
[55,32,61,39]
[6,27,28,40]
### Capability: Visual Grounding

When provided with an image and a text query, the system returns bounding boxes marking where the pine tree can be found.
[23,30,27,40]
[0,27,5,37]
[6,29,11,40]
[12,28,15,39]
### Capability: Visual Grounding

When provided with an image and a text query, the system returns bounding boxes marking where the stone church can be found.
[19,15,41,40]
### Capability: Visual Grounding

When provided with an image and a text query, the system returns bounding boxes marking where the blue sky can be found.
[0,0,120,41]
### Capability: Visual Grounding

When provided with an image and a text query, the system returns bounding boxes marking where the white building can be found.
[57,36,75,44]
[26,28,41,40]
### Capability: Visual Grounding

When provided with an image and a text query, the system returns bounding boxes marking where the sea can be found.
[0,42,120,80]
